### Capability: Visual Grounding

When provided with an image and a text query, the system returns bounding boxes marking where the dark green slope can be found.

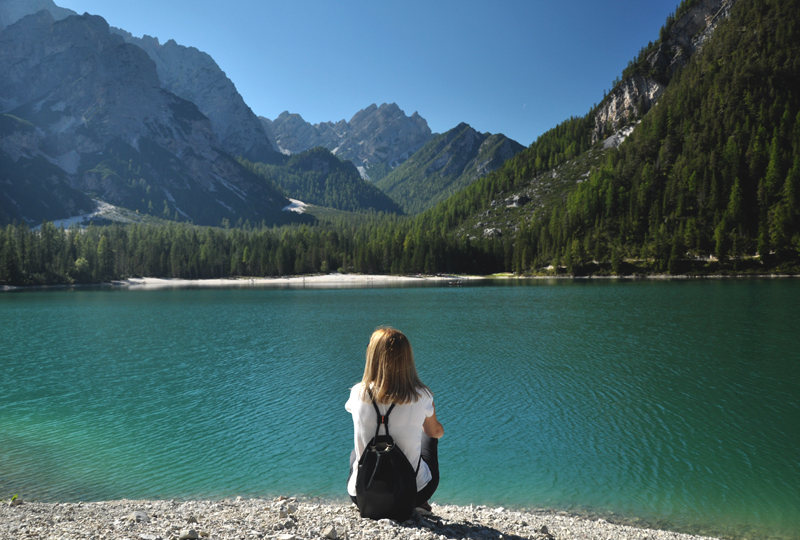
[415,0,800,274]
[375,123,524,214]
[240,147,403,215]
[518,0,800,272]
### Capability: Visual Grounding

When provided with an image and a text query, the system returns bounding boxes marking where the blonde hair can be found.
[360,327,431,405]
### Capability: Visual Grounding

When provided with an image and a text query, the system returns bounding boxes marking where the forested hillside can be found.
[375,124,524,214]
[239,148,402,215]
[3,0,799,287]
[508,0,800,273]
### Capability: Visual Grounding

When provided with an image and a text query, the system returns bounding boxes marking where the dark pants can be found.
[349,434,440,507]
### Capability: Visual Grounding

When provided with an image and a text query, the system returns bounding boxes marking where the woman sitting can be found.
[346,327,444,516]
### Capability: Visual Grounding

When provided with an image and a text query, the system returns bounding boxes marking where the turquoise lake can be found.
[1,279,799,540]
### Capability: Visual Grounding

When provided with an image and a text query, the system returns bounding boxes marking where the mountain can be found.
[110,28,282,164]
[241,147,403,214]
[5,0,798,284]
[374,123,524,214]
[260,102,434,179]
[0,0,74,29]
[1,114,95,224]
[412,0,800,274]
[0,0,281,165]
[0,11,292,226]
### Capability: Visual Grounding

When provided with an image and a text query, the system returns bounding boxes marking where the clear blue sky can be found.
[54,0,680,145]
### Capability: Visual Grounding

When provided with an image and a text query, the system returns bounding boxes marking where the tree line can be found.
[0,218,511,286]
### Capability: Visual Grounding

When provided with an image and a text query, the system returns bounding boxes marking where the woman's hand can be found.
[423,401,444,438]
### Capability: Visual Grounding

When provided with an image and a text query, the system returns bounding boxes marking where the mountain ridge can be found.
[260,102,434,178]
[0,10,293,227]
[0,0,282,165]
[110,27,282,164]
[375,123,524,214]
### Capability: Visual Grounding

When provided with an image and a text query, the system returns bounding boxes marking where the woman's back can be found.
[346,382,434,494]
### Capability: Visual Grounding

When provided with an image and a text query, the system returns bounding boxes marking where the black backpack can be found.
[355,392,419,522]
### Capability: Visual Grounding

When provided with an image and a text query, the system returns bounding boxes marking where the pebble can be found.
[129,510,150,523]
[0,497,724,540]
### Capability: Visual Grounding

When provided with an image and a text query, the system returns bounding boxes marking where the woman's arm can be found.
[423,401,444,438]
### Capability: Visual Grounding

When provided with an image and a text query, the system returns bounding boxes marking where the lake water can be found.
[1,279,799,540]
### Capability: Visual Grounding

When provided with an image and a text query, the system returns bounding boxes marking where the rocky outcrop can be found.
[593,76,663,143]
[375,123,524,214]
[592,0,738,143]
[0,11,290,225]
[110,28,281,164]
[261,102,434,174]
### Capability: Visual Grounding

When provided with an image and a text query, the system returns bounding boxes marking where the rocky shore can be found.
[1,497,723,540]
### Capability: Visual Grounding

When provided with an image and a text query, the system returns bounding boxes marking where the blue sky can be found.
[54,0,681,145]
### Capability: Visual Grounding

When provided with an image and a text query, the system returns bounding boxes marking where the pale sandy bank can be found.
[113,274,483,290]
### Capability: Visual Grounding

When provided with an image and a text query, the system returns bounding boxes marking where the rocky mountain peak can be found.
[262,102,434,175]
[0,10,290,226]
[0,0,280,163]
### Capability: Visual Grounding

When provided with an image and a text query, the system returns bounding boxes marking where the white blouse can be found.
[345,382,434,496]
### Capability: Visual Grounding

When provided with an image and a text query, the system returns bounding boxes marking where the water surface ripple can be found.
[1,280,799,540]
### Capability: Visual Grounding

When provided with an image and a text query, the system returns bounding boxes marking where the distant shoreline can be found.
[116,274,484,290]
[2,272,798,292]
[0,274,481,292]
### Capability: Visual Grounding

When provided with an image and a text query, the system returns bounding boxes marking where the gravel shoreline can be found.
[1,497,723,540]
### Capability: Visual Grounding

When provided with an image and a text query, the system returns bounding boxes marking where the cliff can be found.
[0,11,290,226]
[110,28,282,164]
[592,0,738,143]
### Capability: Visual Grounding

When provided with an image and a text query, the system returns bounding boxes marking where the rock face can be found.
[0,0,75,30]
[261,103,434,174]
[593,76,663,144]
[110,28,281,164]
[592,0,738,142]
[0,11,290,226]
[0,0,280,164]
[375,123,524,214]
[0,114,94,225]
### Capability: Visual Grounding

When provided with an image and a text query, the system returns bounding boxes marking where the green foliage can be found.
[240,148,402,214]
[0,217,508,285]
[362,162,392,183]
[376,125,524,214]
[481,0,800,274]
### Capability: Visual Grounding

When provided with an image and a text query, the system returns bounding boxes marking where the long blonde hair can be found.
[360,327,431,404]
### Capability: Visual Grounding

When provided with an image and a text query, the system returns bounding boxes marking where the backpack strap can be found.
[364,389,397,491]
[367,388,395,439]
